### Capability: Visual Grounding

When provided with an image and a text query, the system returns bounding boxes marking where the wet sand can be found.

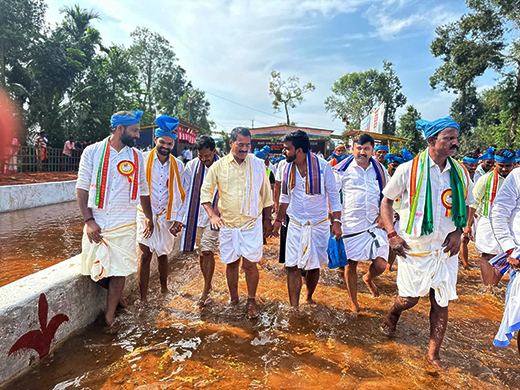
[4,239,519,390]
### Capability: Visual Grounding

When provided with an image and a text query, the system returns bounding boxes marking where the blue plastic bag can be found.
[327,233,348,269]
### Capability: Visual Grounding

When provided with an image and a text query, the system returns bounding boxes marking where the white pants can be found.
[397,249,458,307]
[343,227,389,262]
[219,218,263,264]
[285,218,329,270]
[475,217,501,255]
[137,209,175,257]
[494,271,520,347]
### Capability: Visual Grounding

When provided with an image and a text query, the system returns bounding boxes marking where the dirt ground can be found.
[0,172,78,186]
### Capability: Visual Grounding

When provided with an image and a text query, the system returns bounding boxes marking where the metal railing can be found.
[2,146,83,173]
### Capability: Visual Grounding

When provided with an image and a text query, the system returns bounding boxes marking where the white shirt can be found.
[474,165,489,184]
[178,157,214,227]
[280,158,341,224]
[76,142,149,231]
[142,151,185,219]
[275,160,287,182]
[383,152,475,252]
[335,158,388,235]
[490,168,520,257]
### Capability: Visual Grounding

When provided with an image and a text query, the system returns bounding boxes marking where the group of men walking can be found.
[76,110,520,370]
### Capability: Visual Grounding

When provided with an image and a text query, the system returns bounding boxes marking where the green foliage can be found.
[449,85,484,135]
[176,88,214,134]
[324,60,406,135]
[396,105,427,155]
[269,71,315,125]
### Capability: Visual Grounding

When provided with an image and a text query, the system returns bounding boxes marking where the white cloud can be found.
[414,90,457,121]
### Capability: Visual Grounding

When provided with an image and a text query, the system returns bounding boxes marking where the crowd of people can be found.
[75,110,520,371]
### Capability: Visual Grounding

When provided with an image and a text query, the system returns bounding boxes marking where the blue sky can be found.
[44,0,499,134]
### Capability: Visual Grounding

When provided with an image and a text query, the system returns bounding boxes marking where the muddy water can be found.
[4,240,520,390]
[0,201,83,287]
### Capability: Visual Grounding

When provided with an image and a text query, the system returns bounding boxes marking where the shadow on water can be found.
[4,239,520,390]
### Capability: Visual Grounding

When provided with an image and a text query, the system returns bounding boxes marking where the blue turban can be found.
[375,145,389,152]
[154,115,179,139]
[416,116,459,139]
[110,110,143,128]
[254,149,266,160]
[516,148,520,157]
[261,145,271,155]
[495,150,516,164]
[479,147,495,161]
[385,154,404,164]
[462,156,479,165]
[401,147,413,162]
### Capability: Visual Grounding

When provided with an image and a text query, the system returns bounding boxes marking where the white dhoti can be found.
[342,227,389,262]
[397,249,458,307]
[285,217,329,270]
[219,218,263,264]
[136,208,174,257]
[475,217,501,255]
[494,270,520,347]
[81,222,138,281]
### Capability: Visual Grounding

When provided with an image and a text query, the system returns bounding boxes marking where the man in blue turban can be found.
[380,115,474,369]
[475,147,495,183]
[374,144,389,165]
[76,110,153,326]
[137,115,187,303]
[384,153,403,177]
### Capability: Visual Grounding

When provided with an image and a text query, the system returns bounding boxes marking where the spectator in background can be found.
[35,131,48,171]
[63,136,75,171]
[4,136,19,174]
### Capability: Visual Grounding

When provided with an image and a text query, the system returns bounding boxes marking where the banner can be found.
[369,103,385,134]
[360,114,370,132]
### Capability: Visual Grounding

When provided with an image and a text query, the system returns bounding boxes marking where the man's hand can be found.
[389,235,411,258]
[86,220,103,244]
[508,256,520,269]
[442,229,463,256]
[463,225,473,240]
[272,220,282,238]
[170,221,184,236]
[209,214,224,230]
[143,218,154,239]
[263,219,273,239]
[332,221,342,240]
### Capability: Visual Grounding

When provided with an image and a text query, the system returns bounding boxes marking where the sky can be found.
[44,0,499,134]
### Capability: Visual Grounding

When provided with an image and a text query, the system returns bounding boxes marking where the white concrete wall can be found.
[0,180,77,213]
[0,238,181,387]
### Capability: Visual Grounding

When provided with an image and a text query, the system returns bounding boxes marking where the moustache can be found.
[358,154,367,158]
[238,150,248,154]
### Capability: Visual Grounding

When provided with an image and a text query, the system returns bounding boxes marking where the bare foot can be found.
[118,297,127,309]
[230,297,239,306]
[199,290,211,307]
[362,274,380,298]
[381,314,397,336]
[161,286,169,294]
[426,356,448,372]
[246,298,260,319]
[306,298,317,305]
[386,264,394,272]
[351,303,360,314]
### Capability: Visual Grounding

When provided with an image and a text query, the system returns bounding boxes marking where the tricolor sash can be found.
[145,148,186,220]
[282,151,322,196]
[482,171,500,217]
[181,155,219,252]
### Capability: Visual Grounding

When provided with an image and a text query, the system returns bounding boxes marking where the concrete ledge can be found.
[0,180,77,213]
[0,237,181,386]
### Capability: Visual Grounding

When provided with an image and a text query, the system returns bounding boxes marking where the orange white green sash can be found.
[482,171,500,217]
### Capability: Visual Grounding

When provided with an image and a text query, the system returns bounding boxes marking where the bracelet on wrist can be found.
[387,231,398,239]
[85,217,95,223]
[333,219,342,224]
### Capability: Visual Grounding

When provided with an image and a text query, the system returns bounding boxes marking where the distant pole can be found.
[251,119,254,128]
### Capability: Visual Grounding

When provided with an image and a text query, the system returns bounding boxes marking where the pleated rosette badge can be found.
[117,160,136,183]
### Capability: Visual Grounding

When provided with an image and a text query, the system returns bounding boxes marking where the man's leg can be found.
[106,276,125,325]
[345,260,359,312]
[382,295,420,335]
[386,249,396,272]
[226,259,240,305]
[460,236,470,270]
[242,257,260,318]
[199,251,215,306]
[157,254,168,294]
[287,266,302,307]
[362,256,387,297]
[138,243,153,302]
[480,253,502,287]
[305,269,319,303]
[427,290,449,369]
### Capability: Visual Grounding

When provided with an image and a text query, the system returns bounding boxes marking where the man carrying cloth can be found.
[200,127,274,319]
[333,134,389,313]
[137,115,186,303]
[465,149,516,290]
[272,130,342,307]
[380,116,474,370]
[489,165,520,355]
[179,135,220,307]
[459,152,480,269]
[76,110,153,326]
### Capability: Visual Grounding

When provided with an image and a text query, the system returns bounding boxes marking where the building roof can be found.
[342,130,408,144]
[250,125,333,137]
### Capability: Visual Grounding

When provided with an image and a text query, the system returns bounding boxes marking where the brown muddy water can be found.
[3,238,520,390]
[0,201,83,287]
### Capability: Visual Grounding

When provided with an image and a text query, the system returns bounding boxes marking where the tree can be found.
[449,84,484,136]
[430,0,520,143]
[0,0,46,88]
[396,105,427,155]
[176,88,213,134]
[324,61,406,134]
[269,71,315,125]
